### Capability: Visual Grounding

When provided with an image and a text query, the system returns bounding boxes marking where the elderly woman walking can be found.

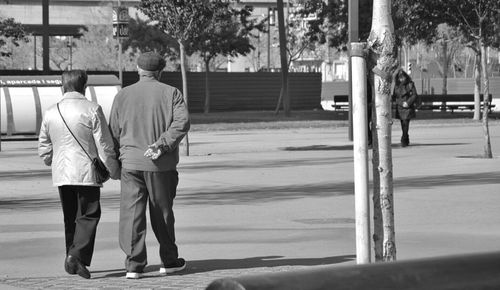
[38,70,120,279]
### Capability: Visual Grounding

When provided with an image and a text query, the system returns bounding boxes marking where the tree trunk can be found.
[473,53,481,121]
[367,0,397,262]
[480,44,492,158]
[441,41,448,112]
[277,0,290,117]
[179,41,189,156]
[370,75,383,261]
[204,59,211,114]
[274,87,283,114]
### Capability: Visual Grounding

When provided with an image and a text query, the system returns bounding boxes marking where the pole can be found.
[33,36,37,70]
[117,0,123,85]
[348,0,359,141]
[42,0,50,74]
[118,42,123,85]
[257,32,261,70]
[351,42,371,264]
[277,0,290,116]
[267,7,271,70]
[68,36,73,70]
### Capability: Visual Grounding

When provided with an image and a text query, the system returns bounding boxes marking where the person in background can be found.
[38,70,120,279]
[109,52,190,279]
[392,69,418,147]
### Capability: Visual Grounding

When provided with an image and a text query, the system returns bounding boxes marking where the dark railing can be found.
[206,252,500,290]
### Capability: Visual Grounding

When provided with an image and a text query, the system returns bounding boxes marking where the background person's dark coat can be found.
[392,80,417,120]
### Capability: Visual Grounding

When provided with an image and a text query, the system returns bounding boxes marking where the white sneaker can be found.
[125,272,143,279]
[159,258,187,274]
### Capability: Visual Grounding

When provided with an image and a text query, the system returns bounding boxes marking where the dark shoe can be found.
[159,258,186,274]
[401,136,409,147]
[65,255,91,279]
[64,257,76,275]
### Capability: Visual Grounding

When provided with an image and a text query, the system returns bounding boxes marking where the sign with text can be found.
[112,6,129,38]
[113,23,129,38]
[0,78,62,87]
[112,6,129,24]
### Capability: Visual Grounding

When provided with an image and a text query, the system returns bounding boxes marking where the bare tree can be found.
[367,0,398,262]
[139,0,216,156]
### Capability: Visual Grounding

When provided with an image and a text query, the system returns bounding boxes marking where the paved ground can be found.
[0,119,499,289]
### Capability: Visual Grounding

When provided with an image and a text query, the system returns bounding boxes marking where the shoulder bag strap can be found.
[57,102,93,162]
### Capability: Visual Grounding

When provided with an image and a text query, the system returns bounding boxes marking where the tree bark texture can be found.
[277,0,290,117]
[274,87,284,114]
[370,76,383,261]
[473,53,481,121]
[441,41,448,97]
[179,41,190,156]
[480,44,492,158]
[367,0,398,262]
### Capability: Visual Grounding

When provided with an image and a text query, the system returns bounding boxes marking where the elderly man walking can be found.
[109,52,190,279]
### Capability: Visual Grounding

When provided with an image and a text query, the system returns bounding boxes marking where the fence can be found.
[123,71,322,112]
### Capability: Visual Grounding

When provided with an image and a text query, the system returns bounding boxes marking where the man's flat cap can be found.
[137,52,166,71]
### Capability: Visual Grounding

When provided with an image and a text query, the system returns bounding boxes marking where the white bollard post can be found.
[350,42,371,264]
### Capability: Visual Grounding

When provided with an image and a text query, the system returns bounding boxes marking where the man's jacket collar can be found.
[62,91,87,100]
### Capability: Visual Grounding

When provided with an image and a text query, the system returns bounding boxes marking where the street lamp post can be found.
[113,0,129,86]
[33,36,37,70]
[67,36,73,70]
[42,0,50,74]
[267,7,275,71]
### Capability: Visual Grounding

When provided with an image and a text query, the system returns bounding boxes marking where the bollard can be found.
[206,251,500,290]
[350,42,371,264]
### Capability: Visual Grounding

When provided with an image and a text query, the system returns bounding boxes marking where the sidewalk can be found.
[0,120,499,289]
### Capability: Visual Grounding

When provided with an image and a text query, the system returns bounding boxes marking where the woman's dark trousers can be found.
[400,119,411,146]
[58,185,101,266]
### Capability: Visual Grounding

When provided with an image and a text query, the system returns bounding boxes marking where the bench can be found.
[331,95,349,110]
[419,94,495,113]
[329,94,496,113]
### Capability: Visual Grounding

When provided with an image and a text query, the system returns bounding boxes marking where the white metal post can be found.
[347,0,359,141]
[351,42,371,264]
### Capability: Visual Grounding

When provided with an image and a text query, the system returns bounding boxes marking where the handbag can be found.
[57,103,110,184]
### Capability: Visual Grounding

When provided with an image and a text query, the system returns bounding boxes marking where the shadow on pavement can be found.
[282,145,353,151]
[282,142,469,151]
[2,172,498,210]
[97,255,355,277]
[395,171,500,189]
[185,255,355,273]
[403,142,469,147]
[181,156,352,171]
